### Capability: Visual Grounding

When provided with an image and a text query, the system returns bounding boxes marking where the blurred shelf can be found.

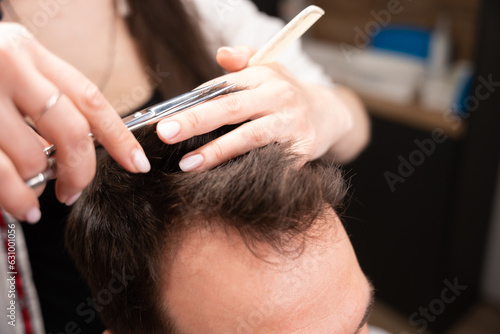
[359,94,467,140]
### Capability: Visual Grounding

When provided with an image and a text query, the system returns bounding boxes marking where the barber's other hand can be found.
[156,45,368,171]
[0,23,150,223]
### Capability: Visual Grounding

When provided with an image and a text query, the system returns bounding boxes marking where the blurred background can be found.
[251,0,500,333]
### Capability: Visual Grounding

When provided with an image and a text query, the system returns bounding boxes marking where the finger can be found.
[0,149,41,223]
[30,126,51,148]
[178,117,281,172]
[0,99,48,198]
[157,86,276,144]
[12,70,97,203]
[32,43,150,175]
[0,97,48,179]
[216,45,256,73]
[27,128,49,197]
[156,67,288,144]
[192,63,284,96]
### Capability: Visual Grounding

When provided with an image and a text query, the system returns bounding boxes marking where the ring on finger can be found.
[34,91,62,122]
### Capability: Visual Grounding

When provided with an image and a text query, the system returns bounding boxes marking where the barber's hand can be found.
[156,45,363,171]
[0,23,150,223]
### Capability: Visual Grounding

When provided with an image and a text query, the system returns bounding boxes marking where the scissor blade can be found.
[25,81,234,188]
[123,81,228,131]
[146,83,236,125]
[127,82,235,131]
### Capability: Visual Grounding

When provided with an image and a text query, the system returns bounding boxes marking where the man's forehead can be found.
[163,211,360,332]
[170,210,343,277]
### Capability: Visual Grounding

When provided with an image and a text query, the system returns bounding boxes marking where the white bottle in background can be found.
[419,16,455,111]
[428,16,452,80]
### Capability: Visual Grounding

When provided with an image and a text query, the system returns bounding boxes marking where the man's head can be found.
[66,125,372,333]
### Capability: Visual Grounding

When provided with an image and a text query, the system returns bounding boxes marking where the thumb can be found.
[216,46,256,73]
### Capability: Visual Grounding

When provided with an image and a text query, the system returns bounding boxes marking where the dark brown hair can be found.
[126,0,224,99]
[66,124,347,333]
[67,3,347,332]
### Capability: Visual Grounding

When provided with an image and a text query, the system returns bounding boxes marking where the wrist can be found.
[310,84,354,159]
[323,85,370,163]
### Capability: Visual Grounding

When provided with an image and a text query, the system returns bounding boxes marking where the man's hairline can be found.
[157,209,345,332]
[161,205,342,268]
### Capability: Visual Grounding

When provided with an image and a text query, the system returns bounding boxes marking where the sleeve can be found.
[185,0,334,87]
[0,212,45,334]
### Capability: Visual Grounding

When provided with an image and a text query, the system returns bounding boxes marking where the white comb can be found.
[248,5,325,66]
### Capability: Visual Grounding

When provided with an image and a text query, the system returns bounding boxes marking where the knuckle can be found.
[94,114,124,142]
[98,125,134,154]
[0,43,14,64]
[208,142,225,161]
[81,82,105,112]
[0,149,39,183]
[218,94,243,117]
[243,124,268,146]
[0,164,31,213]
[256,65,276,78]
[276,109,300,131]
[0,44,18,71]
[56,128,93,170]
[112,124,132,144]
[0,159,13,180]
[67,122,92,144]
[185,112,201,130]
[275,81,298,101]
[0,25,37,83]
[18,153,47,178]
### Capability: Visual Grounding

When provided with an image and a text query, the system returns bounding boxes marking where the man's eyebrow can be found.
[353,280,375,334]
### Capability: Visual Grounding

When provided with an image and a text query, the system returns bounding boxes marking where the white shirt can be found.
[186,0,334,87]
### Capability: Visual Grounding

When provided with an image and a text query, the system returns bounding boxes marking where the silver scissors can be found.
[25,81,235,189]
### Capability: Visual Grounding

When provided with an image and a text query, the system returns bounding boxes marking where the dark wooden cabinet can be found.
[343,1,500,332]
[250,0,279,17]
[251,0,500,332]
[343,117,468,332]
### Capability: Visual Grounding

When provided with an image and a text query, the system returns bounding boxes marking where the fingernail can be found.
[65,192,82,206]
[25,207,41,224]
[158,121,181,140]
[179,154,204,172]
[217,46,237,54]
[132,149,151,173]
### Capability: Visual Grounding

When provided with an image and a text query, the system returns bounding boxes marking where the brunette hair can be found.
[66,125,347,333]
[126,0,224,99]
